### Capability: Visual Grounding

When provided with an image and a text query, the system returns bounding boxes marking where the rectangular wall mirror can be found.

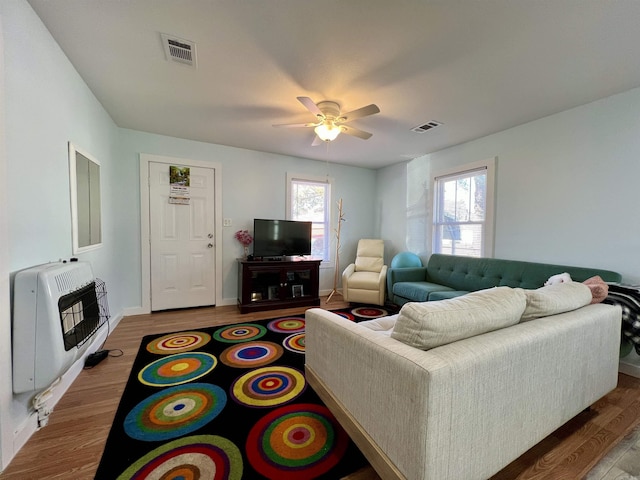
[69,142,102,254]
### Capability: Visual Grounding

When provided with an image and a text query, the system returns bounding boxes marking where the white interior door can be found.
[149,162,216,311]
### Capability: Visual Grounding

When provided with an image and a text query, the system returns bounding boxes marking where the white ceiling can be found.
[28,0,640,169]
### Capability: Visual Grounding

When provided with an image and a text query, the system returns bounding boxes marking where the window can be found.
[286,173,332,262]
[431,158,495,257]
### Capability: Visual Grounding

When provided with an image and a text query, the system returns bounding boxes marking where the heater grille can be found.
[161,33,197,67]
[59,279,109,351]
[54,267,91,294]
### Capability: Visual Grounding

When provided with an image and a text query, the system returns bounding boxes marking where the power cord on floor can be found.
[83,348,123,369]
[83,310,122,369]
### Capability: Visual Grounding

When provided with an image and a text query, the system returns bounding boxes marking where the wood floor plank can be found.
[489,391,640,480]
[545,428,619,479]
[0,298,639,480]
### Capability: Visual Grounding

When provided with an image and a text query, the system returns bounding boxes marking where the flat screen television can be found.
[253,219,312,258]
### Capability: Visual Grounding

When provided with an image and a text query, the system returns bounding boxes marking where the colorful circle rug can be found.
[267,317,306,333]
[138,352,218,387]
[115,434,243,480]
[350,306,389,319]
[123,383,226,442]
[145,330,212,355]
[220,341,284,368]
[283,333,305,354]
[231,366,306,408]
[246,403,350,479]
[96,307,376,479]
[213,323,268,343]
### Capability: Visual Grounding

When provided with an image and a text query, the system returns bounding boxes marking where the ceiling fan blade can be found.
[341,125,373,140]
[311,135,324,146]
[339,104,380,122]
[272,122,319,128]
[297,96,323,117]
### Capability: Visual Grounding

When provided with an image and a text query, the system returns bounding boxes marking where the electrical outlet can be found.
[223,218,232,227]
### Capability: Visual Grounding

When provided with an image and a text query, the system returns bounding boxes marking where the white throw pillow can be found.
[519,282,592,321]
[390,287,526,350]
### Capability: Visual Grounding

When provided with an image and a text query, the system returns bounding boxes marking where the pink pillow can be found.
[583,276,609,304]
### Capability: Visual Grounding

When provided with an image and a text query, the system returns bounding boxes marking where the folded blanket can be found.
[604,284,640,355]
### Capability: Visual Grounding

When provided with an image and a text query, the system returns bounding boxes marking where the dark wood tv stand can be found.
[237,257,321,313]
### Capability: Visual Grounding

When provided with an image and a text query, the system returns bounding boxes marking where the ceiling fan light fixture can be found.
[276,97,379,144]
[314,122,341,142]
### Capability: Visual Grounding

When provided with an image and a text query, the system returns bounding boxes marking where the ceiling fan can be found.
[273,96,380,145]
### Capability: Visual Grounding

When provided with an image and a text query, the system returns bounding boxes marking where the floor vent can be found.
[161,33,197,68]
[411,120,443,133]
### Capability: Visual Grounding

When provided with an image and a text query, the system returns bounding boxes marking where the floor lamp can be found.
[327,198,345,303]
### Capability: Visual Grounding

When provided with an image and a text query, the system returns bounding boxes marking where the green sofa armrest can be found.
[387,266,428,298]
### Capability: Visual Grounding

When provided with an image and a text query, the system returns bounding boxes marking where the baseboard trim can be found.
[123,306,146,316]
[11,313,122,462]
[320,288,343,297]
[620,349,640,378]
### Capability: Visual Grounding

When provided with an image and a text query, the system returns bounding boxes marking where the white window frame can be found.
[286,173,333,265]
[429,157,496,257]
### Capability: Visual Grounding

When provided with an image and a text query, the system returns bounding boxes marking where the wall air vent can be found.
[411,120,443,133]
[161,33,197,68]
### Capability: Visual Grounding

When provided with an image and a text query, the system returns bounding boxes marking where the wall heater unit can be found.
[12,261,109,393]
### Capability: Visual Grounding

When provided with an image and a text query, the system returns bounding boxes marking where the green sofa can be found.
[388,253,622,306]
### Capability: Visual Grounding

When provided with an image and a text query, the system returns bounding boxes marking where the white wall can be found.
[378,87,640,283]
[0,11,13,470]
[0,0,121,468]
[376,162,408,262]
[1,0,125,314]
[117,129,377,307]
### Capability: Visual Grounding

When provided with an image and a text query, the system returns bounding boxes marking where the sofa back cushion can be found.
[390,286,526,350]
[426,253,621,292]
[520,282,592,321]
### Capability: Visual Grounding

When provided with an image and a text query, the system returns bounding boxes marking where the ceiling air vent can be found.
[161,33,197,68]
[411,120,443,133]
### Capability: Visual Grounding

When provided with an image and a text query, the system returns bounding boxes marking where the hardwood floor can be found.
[1,297,639,480]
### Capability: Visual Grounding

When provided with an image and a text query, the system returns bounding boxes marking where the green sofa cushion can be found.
[393,281,454,303]
[428,290,469,301]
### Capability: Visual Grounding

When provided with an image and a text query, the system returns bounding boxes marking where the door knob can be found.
[207,243,213,248]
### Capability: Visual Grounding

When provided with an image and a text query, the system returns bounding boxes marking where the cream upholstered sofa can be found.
[305,284,622,480]
[342,239,387,306]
